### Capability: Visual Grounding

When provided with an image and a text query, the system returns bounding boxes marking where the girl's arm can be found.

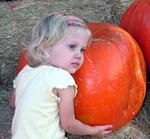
[8,88,16,108]
[58,86,112,136]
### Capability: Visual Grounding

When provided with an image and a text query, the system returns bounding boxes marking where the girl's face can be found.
[47,26,91,74]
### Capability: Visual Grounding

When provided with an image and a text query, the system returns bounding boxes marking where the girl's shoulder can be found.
[45,66,77,90]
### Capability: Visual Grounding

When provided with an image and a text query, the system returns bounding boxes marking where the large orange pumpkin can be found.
[120,0,150,72]
[73,23,146,131]
[16,23,146,131]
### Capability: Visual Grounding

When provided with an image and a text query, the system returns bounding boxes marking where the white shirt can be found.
[12,65,77,139]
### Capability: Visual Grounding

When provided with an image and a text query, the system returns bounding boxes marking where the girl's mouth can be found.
[71,63,80,68]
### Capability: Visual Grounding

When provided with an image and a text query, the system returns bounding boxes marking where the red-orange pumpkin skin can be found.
[16,23,146,131]
[16,48,28,74]
[120,0,150,71]
[73,23,146,131]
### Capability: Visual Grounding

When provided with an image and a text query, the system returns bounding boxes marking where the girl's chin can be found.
[68,68,78,74]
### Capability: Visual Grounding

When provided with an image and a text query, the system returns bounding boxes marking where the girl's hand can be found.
[92,125,113,137]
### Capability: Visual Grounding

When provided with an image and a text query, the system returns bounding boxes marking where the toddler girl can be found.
[11,13,112,139]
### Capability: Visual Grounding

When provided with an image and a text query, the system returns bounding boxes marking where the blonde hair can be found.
[28,13,91,67]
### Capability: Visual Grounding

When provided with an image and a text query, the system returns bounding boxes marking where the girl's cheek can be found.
[80,59,84,67]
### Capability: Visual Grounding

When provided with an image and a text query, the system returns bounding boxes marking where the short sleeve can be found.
[45,67,78,96]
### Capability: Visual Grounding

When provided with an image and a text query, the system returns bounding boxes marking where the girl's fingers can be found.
[93,130,112,137]
[95,125,113,130]
[102,130,112,135]
[93,125,113,137]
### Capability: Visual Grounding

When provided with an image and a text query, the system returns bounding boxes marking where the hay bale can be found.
[110,0,134,24]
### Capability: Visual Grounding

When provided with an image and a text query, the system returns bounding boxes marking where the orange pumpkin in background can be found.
[16,48,28,74]
[17,23,146,131]
[120,0,150,72]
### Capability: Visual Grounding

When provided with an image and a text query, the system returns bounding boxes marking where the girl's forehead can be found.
[61,26,91,46]
[67,26,91,36]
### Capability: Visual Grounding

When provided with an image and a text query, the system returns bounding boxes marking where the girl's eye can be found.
[81,48,86,52]
[68,44,77,49]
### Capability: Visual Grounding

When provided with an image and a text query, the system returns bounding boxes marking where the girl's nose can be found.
[75,51,82,60]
